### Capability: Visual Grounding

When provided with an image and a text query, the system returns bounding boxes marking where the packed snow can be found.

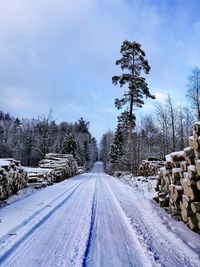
[0,162,200,267]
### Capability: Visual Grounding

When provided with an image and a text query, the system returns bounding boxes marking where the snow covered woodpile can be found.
[24,167,55,188]
[39,153,78,182]
[0,159,27,202]
[138,158,164,176]
[156,122,200,232]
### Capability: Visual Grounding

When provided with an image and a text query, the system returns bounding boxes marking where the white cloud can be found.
[155,92,168,102]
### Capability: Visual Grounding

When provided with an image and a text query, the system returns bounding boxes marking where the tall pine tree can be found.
[112,40,155,142]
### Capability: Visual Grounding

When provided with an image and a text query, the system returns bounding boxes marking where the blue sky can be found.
[0,0,200,141]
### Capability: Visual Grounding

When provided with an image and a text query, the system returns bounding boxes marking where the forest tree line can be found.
[0,111,98,169]
[100,96,195,173]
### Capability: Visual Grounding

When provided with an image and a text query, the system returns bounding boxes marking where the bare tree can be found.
[156,102,170,156]
[186,67,200,120]
[166,95,177,151]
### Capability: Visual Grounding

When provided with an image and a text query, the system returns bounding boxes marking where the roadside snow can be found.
[116,174,157,199]
[110,174,200,267]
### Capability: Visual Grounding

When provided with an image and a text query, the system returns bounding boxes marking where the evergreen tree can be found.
[62,133,77,158]
[100,130,114,170]
[109,125,124,165]
[112,40,155,141]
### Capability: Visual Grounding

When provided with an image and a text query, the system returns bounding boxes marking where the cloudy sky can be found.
[0,0,200,141]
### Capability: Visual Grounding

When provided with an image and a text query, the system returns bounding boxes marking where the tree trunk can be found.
[128,93,134,173]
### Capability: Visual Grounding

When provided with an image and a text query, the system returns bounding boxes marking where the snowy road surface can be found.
[0,162,200,267]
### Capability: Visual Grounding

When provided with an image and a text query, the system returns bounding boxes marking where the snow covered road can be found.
[0,162,200,267]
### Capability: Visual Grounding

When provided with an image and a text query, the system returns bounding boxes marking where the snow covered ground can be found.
[0,162,200,267]
[116,173,157,199]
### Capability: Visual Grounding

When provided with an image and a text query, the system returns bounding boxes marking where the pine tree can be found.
[62,133,77,158]
[109,125,124,165]
[112,40,155,141]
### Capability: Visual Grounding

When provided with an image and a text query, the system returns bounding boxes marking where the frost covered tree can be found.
[0,110,98,169]
[90,137,98,164]
[186,67,200,120]
[112,40,155,142]
[62,133,77,158]
[109,124,124,171]
[100,130,114,169]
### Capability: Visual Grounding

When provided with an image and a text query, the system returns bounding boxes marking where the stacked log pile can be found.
[25,167,55,188]
[139,158,164,176]
[156,122,200,232]
[39,153,78,182]
[0,159,27,202]
[0,154,78,201]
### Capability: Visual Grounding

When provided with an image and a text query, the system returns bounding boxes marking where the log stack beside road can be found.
[139,158,164,176]
[39,153,78,182]
[156,122,200,232]
[0,153,78,202]
[0,158,27,202]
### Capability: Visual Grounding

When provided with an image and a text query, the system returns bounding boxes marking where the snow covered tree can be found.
[90,137,98,163]
[112,40,155,142]
[109,125,124,166]
[186,67,200,120]
[100,130,114,169]
[62,133,77,158]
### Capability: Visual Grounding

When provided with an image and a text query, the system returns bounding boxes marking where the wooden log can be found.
[172,161,181,168]
[163,175,170,185]
[173,186,183,202]
[182,181,190,197]
[197,212,200,221]
[191,202,200,213]
[186,156,195,165]
[195,160,200,176]
[181,206,193,218]
[188,165,198,179]
[181,176,195,187]
[182,194,191,209]
[184,147,195,159]
[172,168,182,181]
[195,149,200,159]
[197,181,200,190]
[189,136,199,150]
[188,185,200,201]
[165,155,173,170]
[171,151,185,162]
[190,140,199,150]
[188,216,199,231]
[180,200,184,210]
[180,161,188,172]
[181,210,188,222]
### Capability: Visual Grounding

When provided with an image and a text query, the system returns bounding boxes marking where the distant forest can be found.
[0,111,98,169]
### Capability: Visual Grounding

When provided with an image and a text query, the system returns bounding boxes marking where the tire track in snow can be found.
[0,179,85,265]
[82,172,153,267]
[82,178,97,267]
